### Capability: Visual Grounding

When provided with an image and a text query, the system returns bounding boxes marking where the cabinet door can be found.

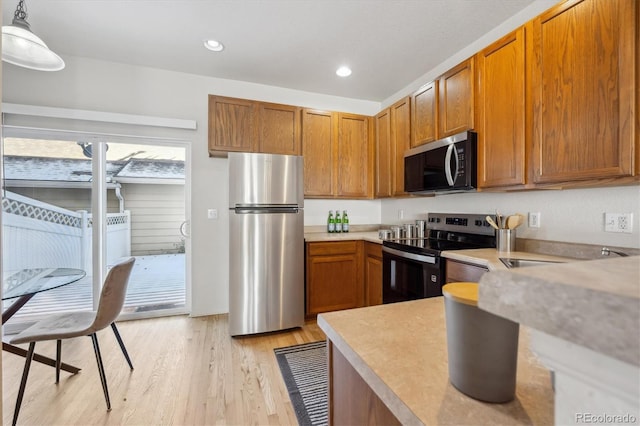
[530,0,636,183]
[411,81,438,147]
[306,242,364,315]
[390,97,411,195]
[438,57,475,137]
[336,113,373,198]
[257,102,301,155]
[364,242,383,306]
[375,108,392,198]
[208,95,256,155]
[302,109,336,197]
[476,28,527,188]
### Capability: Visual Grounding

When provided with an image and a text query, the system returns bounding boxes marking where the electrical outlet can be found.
[207,209,218,220]
[604,213,633,233]
[398,209,405,220]
[528,212,541,228]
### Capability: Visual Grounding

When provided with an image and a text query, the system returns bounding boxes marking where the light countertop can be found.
[304,231,382,244]
[318,298,554,425]
[442,248,576,271]
[478,255,640,367]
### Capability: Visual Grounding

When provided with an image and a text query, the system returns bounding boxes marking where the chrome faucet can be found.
[601,247,629,257]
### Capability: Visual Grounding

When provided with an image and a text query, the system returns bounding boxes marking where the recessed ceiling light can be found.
[204,40,224,52]
[336,66,352,77]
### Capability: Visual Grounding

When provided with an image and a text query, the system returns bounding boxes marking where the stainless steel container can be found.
[390,225,403,239]
[404,223,416,239]
[378,229,392,240]
[415,220,426,238]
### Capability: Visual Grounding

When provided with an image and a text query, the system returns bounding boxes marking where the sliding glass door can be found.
[2,134,189,331]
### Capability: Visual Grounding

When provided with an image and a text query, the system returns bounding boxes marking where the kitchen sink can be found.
[499,258,566,269]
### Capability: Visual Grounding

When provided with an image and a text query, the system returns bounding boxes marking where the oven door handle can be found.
[382,246,437,264]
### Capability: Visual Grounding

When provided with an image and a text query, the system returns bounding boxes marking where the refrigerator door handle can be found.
[234,206,299,214]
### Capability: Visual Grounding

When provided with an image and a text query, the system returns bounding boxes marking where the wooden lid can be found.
[442,282,479,307]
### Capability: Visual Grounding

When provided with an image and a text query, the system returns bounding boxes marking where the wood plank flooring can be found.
[2,314,325,425]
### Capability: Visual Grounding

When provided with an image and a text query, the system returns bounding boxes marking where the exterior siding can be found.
[121,183,185,255]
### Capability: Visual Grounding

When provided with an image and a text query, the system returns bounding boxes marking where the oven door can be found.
[382,246,443,304]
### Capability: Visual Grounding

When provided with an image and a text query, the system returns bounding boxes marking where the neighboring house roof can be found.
[117,159,185,179]
[4,156,185,183]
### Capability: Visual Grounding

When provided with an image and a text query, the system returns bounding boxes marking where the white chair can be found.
[10,257,136,425]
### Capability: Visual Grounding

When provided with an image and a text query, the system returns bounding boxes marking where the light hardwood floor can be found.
[2,314,325,425]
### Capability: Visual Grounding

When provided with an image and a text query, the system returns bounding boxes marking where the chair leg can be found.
[56,340,62,383]
[13,342,36,426]
[111,323,134,370]
[90,333,111,411]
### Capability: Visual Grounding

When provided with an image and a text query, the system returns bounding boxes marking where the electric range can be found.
[382,213,496,304]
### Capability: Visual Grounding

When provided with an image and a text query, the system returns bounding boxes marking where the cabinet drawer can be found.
[307,241,358,256]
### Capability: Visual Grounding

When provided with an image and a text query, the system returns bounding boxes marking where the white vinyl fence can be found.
[2,191,130,275]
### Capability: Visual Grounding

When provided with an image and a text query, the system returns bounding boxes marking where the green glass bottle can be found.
[342,210,349,232]
[335,210,342,233]
[328,210,335,233]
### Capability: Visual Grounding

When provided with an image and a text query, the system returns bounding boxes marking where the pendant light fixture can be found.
[2,0,65,71]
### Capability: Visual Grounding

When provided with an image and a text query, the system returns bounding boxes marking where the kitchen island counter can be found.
[479,255,640,367]
[317,298,554,425]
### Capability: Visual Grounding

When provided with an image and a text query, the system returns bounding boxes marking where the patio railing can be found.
[2,191,131,274]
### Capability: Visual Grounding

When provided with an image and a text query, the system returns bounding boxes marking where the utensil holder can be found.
[497,229,516,252]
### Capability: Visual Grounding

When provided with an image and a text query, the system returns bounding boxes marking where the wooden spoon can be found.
[485,215,500,230]
[507,214,524,229]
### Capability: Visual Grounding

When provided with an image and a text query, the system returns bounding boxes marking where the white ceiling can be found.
[3,0,539,102]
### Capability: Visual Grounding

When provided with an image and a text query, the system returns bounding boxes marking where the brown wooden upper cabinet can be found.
[529,0,636,184]
[375,108,392,198]
[410,58,475,148]
[410,81,438,147]
[337,113,373,198]
[476,27,527,189]
[438,57,475,137]
[208,95,301,156]
[303,109,373,198]
[375,97,411,197]
[390,97,411,196]
[302,109,335,197]
[208,95,256,154]
[256,102,301,155]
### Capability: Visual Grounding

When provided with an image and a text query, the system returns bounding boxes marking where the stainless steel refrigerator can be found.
[228,152,304,336]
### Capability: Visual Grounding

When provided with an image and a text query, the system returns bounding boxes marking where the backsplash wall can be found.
[381,185,640,249]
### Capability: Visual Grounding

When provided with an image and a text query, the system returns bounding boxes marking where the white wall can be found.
[2,56,379,317]
[382,186,640,249]
[304,199,381,226]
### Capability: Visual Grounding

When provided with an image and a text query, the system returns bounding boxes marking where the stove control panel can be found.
[426,213,495,236]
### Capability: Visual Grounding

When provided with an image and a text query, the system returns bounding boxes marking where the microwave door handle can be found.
[445,143,457,186]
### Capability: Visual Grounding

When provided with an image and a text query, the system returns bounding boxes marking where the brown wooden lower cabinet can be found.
[306,240,383,317]
[364,242,383,306]
[306,241,364,316]
[328,340,401,425]
[445,259,488,283]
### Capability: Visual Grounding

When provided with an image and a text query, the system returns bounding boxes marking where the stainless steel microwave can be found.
[404,131,477,194]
